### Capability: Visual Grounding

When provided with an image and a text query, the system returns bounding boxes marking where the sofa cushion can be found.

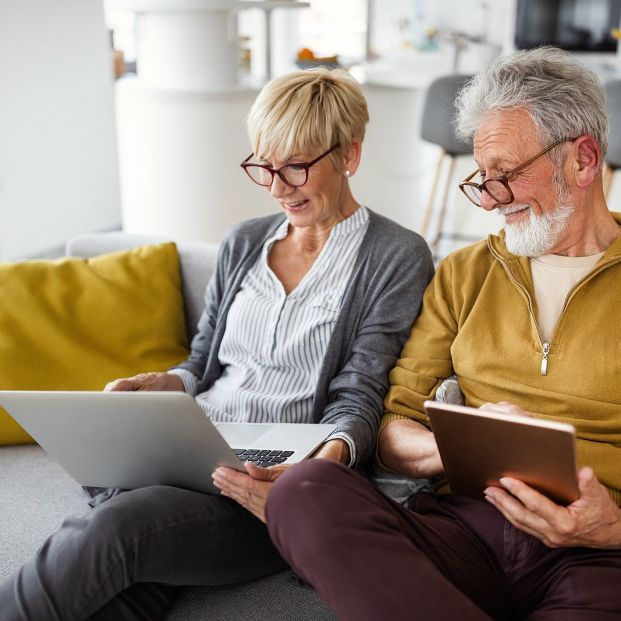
[0,243,189,444]
[66,233,220,342]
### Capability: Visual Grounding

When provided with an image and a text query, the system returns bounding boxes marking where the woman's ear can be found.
[343,138,362,177]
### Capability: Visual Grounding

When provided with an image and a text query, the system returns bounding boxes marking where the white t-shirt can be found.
[530,251,604,342]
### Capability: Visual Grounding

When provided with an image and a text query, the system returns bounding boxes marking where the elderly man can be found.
[264,47,621,620]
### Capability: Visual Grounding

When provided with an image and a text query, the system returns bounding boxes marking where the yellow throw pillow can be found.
[0,243,189,445]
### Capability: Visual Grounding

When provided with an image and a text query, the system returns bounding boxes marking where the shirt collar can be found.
[263,205,368,257]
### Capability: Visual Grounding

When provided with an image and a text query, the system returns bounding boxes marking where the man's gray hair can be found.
[455,47,608,166]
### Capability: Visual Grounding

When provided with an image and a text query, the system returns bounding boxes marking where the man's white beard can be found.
[501,199,574,257]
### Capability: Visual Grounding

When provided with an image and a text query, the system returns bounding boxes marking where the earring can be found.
[344,169,351,177]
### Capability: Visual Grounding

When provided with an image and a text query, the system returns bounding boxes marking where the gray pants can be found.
[0,486,287,621]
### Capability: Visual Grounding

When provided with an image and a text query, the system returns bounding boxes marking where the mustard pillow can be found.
[0,243,189,445]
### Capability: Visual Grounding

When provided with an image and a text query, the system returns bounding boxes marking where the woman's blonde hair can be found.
[246,68,369,170]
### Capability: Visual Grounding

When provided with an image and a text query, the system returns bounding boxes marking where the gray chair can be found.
[419,74,475,256]
[605,79,621,199]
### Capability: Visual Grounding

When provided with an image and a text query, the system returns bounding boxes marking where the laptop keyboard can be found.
[233,449,294,468]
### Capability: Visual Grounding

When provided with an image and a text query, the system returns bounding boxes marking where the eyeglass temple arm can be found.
[461,168,479,184]
[460,137,577,185]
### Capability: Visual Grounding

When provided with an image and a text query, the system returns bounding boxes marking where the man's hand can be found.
[212,463,290,523]
[485,467,621,549]
[479,401,533,417]
[104,372,184,392]
[480,401,621,548]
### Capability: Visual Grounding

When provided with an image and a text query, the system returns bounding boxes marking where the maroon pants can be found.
[266,460,621,621]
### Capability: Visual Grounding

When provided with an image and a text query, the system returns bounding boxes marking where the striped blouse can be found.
[174,206,369,459]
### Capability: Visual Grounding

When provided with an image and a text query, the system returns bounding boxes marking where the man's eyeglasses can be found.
[458,138,578,207]
[240,143,340,188]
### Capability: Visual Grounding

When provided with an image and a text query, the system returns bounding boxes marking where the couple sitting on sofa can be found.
[2,46,621,620]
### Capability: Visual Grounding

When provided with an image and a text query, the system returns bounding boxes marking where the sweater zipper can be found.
[488,246,621,377]
[488,248,548,374]
[540,342,550,375]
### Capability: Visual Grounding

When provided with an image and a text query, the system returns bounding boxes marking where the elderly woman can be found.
[0,68,433,621]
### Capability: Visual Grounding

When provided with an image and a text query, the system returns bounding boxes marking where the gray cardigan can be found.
[174,209,434,467]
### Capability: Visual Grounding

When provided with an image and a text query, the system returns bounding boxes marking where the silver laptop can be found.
[0,391,336,495]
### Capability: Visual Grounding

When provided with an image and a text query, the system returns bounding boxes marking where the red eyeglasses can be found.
[241,144,340,188]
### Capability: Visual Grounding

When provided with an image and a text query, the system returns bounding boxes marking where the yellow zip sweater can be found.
[383,214,621,505]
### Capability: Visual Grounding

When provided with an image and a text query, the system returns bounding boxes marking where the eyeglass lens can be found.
[245,164,307,187]
[463,179,513,206]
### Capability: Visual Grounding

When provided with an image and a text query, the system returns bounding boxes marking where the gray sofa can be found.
[0,232,336,620]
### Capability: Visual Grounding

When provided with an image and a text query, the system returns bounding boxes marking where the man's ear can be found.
[573,136,601,189]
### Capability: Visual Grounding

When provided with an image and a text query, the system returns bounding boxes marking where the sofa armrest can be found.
[66,232,219,342]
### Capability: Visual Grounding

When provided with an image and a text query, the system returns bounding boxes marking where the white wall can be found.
[0,0,121,260]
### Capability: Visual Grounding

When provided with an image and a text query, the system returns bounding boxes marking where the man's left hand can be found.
[212,463,290,523]
[485,466,621,549]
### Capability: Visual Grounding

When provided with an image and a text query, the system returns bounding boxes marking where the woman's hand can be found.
[104,372,184,392]
[311,438,350,464]
[212,463,291,522]
[213,439,350,521]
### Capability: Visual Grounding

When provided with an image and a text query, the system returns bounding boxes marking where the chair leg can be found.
[420,149,445,239]
[431,156,457,257]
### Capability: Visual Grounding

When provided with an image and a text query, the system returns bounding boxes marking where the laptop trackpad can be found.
[215,423,275,447]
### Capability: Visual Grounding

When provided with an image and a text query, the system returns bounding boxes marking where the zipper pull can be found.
[540,341,550,376]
